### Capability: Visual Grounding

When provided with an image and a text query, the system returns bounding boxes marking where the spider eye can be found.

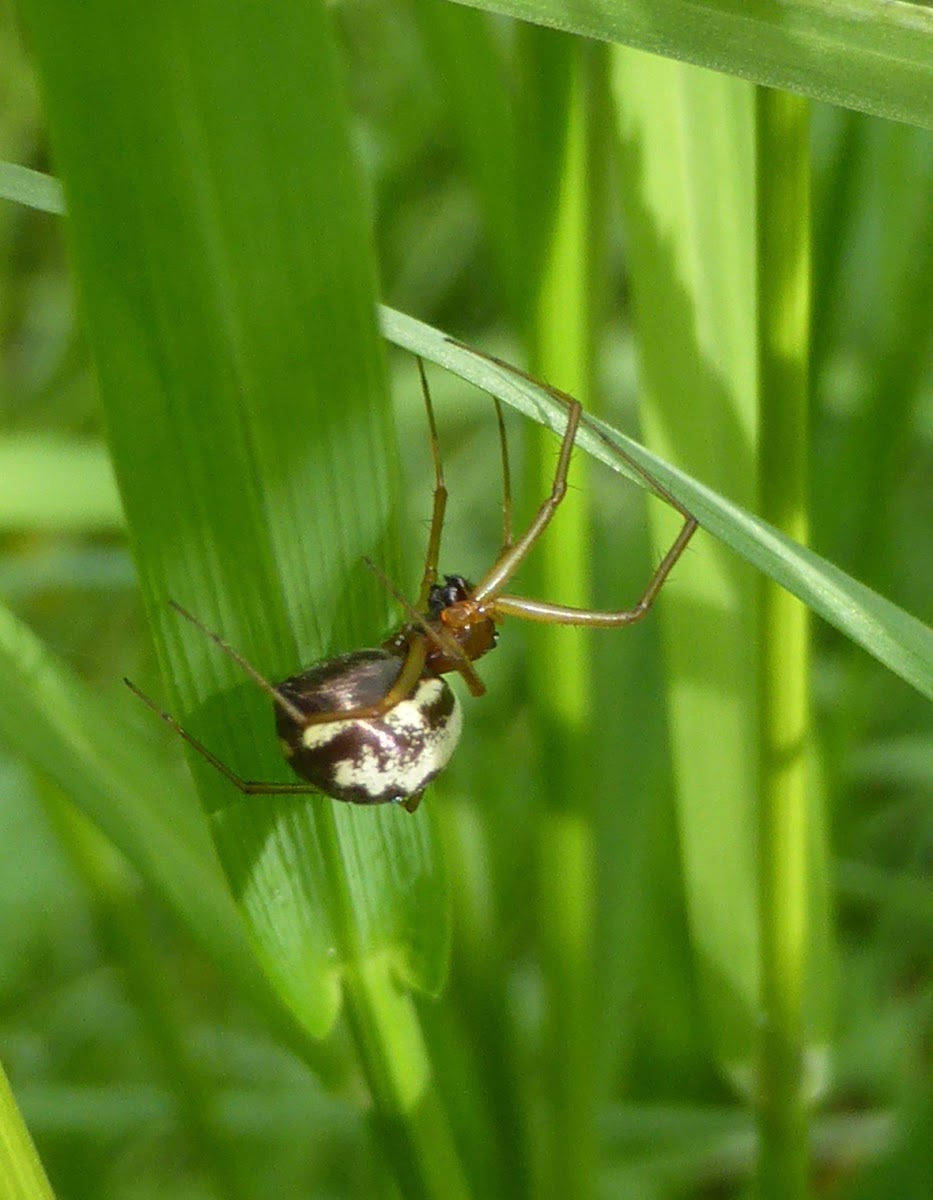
[428,574,473,616]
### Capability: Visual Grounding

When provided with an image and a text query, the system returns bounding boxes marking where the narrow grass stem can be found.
[44,795,249,1200]
[343,960,472,1200]
[755,87,812,1200]
[528,43,599,1200]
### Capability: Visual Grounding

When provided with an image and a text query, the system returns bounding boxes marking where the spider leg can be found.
[167,598,450,731]
[449,339,696,521]
[414,357,447,611]
[401,789,425,814]
[493,396,513,553]
[447,340,699,611]
[362,360,486,696]
[124,677,320,795]
[363,557,487,698]
[169,600,306,726]
[490,513,698,627]
[471,395,582,602]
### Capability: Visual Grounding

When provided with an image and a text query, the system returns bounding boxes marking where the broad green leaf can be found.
[18,0,448,1042]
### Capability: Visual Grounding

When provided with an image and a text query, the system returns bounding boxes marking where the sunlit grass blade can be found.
[755,87,817,1199]
[0,160,64,214]
[523,41,600,1200]
[0,1058,55,1200]
[451,0,933,129]
[610,53,762,1077]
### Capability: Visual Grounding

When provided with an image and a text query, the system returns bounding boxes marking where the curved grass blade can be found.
[0,160,64,215]
[380,306,933,700]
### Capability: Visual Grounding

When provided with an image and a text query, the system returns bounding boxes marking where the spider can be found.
[126,348,698,813]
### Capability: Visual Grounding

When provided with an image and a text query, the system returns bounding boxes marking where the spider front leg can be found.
[490,511,698,628]
[475,383,697,628]
[167,597,435,731]
[471,396,583,603]
[480,396,698,629]
[413,356,447,611]
[446,343,695,628]
[451,342,698,628]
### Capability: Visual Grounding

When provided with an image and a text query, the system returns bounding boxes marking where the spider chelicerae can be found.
[126,347,698,812]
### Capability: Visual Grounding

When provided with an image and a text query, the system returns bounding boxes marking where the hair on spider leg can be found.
[126,350,698,811]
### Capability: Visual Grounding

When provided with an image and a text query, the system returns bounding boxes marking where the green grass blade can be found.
[0,161,64,214]
[21,0,448,1029]
[381,306,933,701]
[0,603,245,957]
[525,43,599,1200]
[450,0,933,129]
[17,5,469,1193]
[0,1058,55,1200]
[43,796,249,1200]
[755,87,816,1199]
[16,4,472,1190]
[611,53,761,1074]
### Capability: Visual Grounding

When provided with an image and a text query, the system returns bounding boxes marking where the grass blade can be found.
[451,0,933,129]
[21,0,447,1030]
[611,53,762,1076]
[18,3,467,1193]
[755,87,816,1198]
[525,43,600,1200]
[0,1058,55,1200]
[0,602,262,992]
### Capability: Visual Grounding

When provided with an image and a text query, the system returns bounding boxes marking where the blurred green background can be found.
[1,2,931,1199]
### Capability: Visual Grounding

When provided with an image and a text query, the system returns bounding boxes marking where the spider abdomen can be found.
[274,649,462,806]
